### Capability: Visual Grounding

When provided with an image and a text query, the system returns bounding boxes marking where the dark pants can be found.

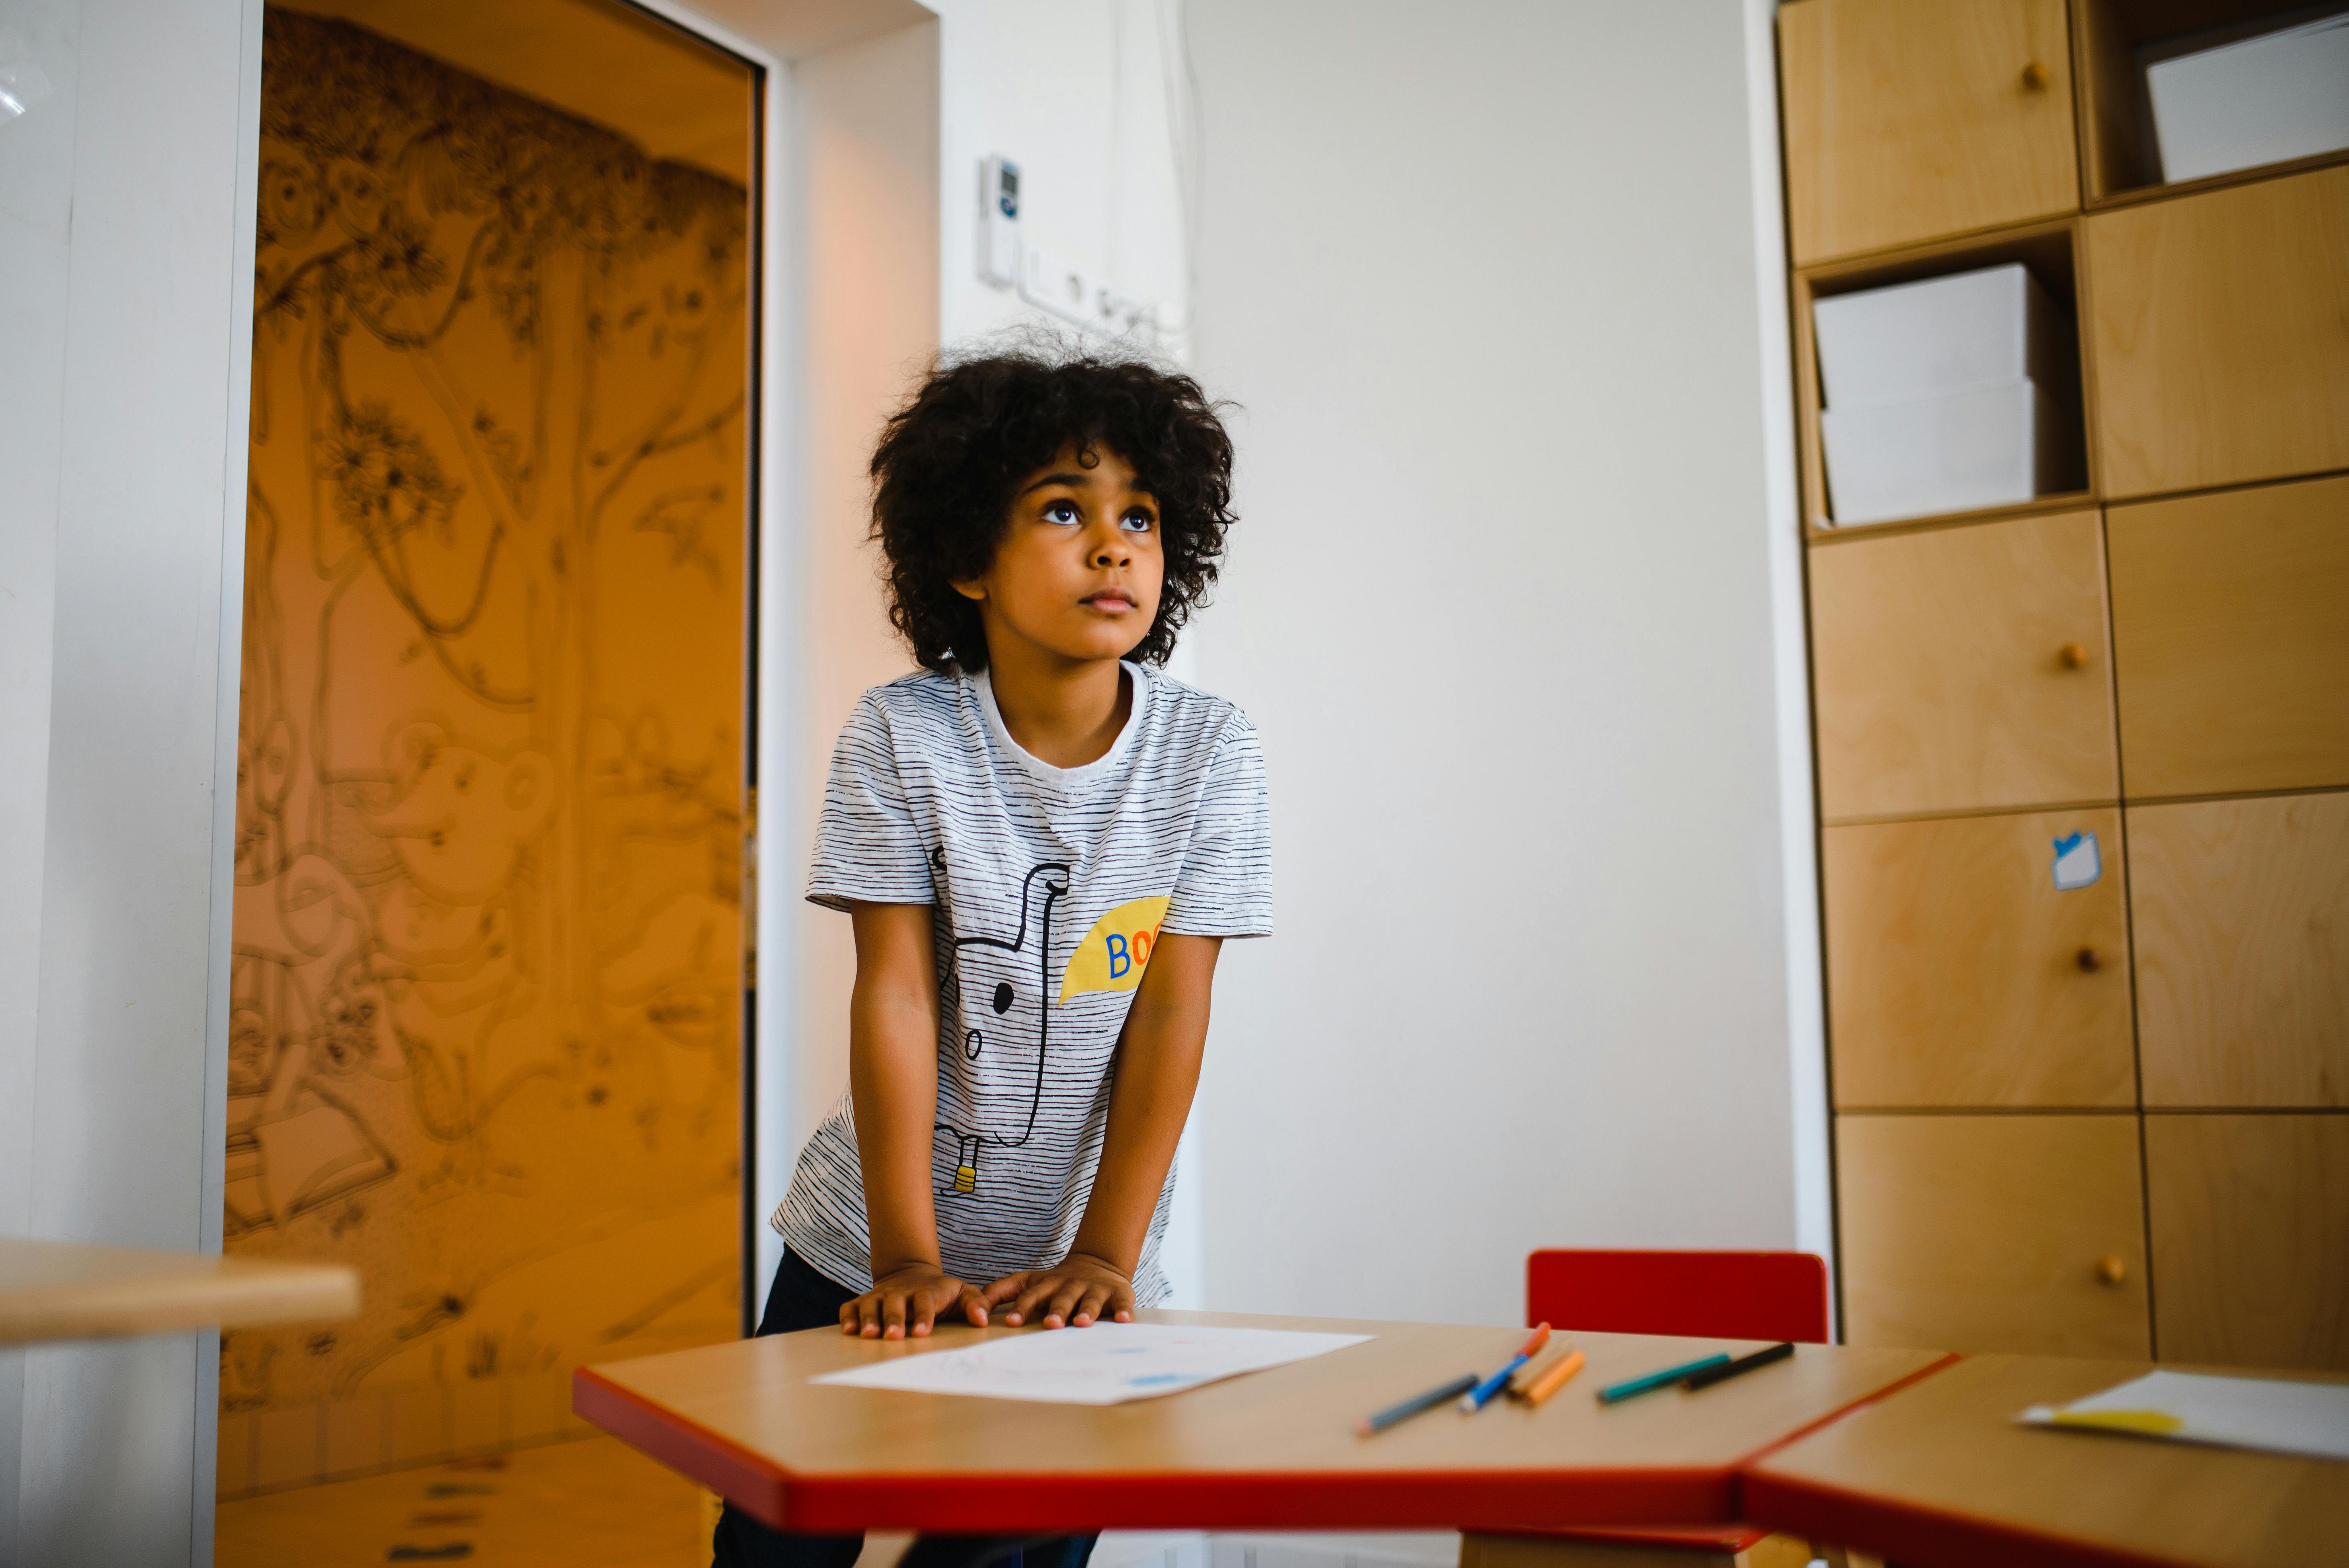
[711,1250,1099,1568]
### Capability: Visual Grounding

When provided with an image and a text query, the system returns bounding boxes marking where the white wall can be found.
[762,14,945,1307]
[0,0,263,1563]
[1183,0,1822,1327]
[934,0,1190,346]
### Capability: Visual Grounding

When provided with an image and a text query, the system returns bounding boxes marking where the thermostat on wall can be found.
[979,155,1021,287]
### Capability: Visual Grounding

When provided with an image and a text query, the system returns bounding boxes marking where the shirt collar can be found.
[973,661,1149,793]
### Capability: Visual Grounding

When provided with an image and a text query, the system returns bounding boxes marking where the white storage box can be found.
[1812,264,2059,411]
[2148,14,2349,184]
[1822,380,2074,527]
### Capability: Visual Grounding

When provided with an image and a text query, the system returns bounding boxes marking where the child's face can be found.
[955,443,1164,668]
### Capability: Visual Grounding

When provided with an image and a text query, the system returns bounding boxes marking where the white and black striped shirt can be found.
[773,661,1272,1303]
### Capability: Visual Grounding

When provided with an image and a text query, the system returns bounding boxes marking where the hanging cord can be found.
[1152,0,1203,346]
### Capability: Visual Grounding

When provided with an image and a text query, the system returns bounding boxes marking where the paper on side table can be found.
[2018,1369,2349,1463]
[814,1322,1372,1405]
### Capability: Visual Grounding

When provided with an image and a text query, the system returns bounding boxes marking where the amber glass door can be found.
[220,0,756,1495]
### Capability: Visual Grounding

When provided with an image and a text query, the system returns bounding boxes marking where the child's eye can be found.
[1121,510,1154,533]
[1043,500,1081,526]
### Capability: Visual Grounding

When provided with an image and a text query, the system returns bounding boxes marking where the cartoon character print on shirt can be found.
[934,857,1170,1199]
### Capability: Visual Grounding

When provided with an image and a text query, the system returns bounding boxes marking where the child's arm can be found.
[986,932,1224,1329]
[841,900,988,1338]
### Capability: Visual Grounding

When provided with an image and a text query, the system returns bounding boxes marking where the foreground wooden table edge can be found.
[1740,1467,2175,1568]
[574,1348,1965,1534]
[0,1236,360,1345]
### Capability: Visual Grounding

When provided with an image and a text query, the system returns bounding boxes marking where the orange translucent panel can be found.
[223,8,750,1481]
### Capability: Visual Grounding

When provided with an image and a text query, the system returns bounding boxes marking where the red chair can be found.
[1526,1249,1830,1344]
[1458,1251,1833,1568]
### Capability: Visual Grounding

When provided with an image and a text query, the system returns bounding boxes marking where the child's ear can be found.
[950,576,988,602]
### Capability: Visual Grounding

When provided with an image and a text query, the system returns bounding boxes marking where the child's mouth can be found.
[1083,593,1135,613]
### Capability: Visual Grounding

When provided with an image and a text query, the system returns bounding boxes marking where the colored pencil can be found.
[1460,1323,1552,1412]
[1358,1373,1479,1436]
[1595,1352,1731,1405]
[1680,1341,1795,1391]
[1518,1347,1586,1408]
[1506,1342,1577,1396]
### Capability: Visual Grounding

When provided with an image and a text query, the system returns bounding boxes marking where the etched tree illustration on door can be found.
[222,11,751,1481]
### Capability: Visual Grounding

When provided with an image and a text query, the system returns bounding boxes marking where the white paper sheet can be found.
[2017,1368,2349,1463]
[813,1322,1372,1406]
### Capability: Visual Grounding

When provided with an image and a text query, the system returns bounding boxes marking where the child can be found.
[712,346,1270,1568]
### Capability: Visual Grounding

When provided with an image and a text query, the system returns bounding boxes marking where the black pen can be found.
[1681,1341,1795,1391]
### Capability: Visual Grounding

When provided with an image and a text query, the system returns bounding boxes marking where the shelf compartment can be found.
[2076,0,2349,203]
[1794,221,2092,534]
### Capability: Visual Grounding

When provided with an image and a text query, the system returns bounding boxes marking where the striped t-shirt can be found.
[772,661,1272,1304]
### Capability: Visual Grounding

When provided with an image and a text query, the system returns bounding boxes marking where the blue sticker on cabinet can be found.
[2052,831,2102,891]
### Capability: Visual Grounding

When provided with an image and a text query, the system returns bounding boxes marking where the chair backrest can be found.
[1526,1250,1830,1344]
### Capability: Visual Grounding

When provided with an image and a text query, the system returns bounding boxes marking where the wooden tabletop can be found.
[0,1236,360,1345]
[1742,1352,2349,1568]
[575,1309,1951,1533]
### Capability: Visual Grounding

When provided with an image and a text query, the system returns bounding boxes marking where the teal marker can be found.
[1596,1353,1731,1405]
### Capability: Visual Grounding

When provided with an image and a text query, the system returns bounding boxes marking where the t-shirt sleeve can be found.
[805,693,938,912]
[1161,712,1273,938]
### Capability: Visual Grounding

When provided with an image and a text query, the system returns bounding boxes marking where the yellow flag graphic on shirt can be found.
[1058,895,1172,1004]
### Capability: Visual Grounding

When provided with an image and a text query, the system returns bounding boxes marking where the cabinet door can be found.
[2108,474,2349,798]
[1779,0,2078,265]
[1838,1113,2150,1356]
[1826,809,2133,1108]
[2087,168,2349,498]
[2148,1114,2349,1372]
[2132,794,2349,1109]
[1811,511,2117,821]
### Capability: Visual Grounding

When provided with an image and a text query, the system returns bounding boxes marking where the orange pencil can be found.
[1519,1347,1586,1408]
[1506,1342,1576,1396]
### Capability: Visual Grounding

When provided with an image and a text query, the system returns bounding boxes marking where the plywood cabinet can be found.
[2108,473,2349,799]
[2132,794,2349,1109]
[2086,167,2349,499]
[2147,1115,2349,1372]
[1838,1114,2150,1357]
[1825,809,2134,1108]
[1779,0,2078,265]
[1810,511,2117,821]
[1784,6,2349,1374]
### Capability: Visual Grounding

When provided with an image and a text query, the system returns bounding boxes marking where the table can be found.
[574,1309,1950,1534]
[0,1235,359,1344]
[1742,1352,2349,1568]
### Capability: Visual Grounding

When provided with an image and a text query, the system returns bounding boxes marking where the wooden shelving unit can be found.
[1778,0,2349,1372]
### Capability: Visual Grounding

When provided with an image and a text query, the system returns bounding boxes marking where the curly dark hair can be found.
[869,345,1236,674]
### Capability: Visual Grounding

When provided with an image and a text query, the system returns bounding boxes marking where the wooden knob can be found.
[2058,642,2089,669]
[2096,1255,2127,1286]
[2022,60,2050,91]
[2076,946,2102,973]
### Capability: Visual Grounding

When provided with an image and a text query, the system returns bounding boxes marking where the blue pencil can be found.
[1460,1323,1552,1412]
[1596,1352,1731,1405]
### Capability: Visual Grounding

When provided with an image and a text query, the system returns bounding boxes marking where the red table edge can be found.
[1738,1469,2191,1568]
[573,1365,1735,1533]
[1729,1351,1963,1475]
[1473,1350,1966,1552]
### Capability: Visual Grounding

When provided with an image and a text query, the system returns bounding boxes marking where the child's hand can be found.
[841,1264,987,1339]
[985,1252,1136,1328]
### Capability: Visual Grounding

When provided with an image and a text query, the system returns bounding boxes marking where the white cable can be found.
[1153,0,1203,342]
